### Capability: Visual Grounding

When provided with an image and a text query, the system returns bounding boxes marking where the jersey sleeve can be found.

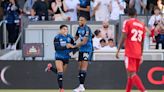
[84,26,91,38]
[75,28,80,37]
[122,20,128,33]
[69,35,75,45]
[54,36,67,51]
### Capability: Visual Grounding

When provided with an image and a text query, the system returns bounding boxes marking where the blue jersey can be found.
[54,34,74,60]
[76,25,93,52]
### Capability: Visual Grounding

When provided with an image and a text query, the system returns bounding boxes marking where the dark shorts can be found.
[55,58,69,64]
[78,52,93,61]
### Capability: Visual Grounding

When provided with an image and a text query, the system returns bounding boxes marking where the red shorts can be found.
[124,56,141,72]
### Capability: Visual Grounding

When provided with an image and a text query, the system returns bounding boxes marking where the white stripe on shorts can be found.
[125,56,129,69]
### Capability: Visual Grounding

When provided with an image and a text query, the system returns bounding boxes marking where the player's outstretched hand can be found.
[115,51,119,59]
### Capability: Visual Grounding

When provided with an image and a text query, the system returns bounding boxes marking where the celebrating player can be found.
[45,25,75,92]
[73,16,93,92]
[116,8,147,92]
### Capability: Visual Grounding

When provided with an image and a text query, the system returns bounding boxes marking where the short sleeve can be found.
[84,26,90,37]
[69,35,75,45]
[122,20,128,33]
[75,28,80,37]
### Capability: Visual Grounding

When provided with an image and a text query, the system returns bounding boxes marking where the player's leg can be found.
[73,52,90,92]
[125,56,133,92]
[79,61,88,85]
[126,71,133,92]
[63,61,69,72]
[125,57,146,92]
[73,61,87,92]
[131,59,146,92]
[55,60,64,92]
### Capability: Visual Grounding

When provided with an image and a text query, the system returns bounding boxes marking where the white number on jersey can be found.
[131,29,143,42]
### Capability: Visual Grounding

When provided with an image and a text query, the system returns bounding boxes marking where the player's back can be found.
[123,18,145,59]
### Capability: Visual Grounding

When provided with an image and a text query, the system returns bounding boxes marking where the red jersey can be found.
[122,18,145,59]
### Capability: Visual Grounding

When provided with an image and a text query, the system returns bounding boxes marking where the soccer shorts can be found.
[124,56,141,72]
[55,58,69,64]
[78,52,93,61]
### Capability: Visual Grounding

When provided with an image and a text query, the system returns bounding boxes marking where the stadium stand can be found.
[0,16,164,60]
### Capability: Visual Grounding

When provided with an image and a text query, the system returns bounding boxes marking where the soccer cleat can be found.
[45,63,52,72]
[59,88,64,92]
[73,85,85,92]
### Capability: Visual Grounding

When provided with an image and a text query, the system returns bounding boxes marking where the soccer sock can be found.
[132,74,145,92]
[126,77,133,92]
[50,67,57,74]
[57,72,63,89]
[78,70,87,85]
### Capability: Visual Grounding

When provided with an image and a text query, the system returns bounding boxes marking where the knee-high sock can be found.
[132,74,145,92]
[57,72,63,89]
[79,70,87,84]
[126,77,133,92]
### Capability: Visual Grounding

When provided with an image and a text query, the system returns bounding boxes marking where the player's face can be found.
[61,27,68,36]
[79,17,86,27]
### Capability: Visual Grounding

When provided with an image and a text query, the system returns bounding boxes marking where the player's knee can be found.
[57,72,63,81]
[79,70,87,78]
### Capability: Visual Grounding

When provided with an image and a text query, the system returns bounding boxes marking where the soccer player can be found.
[45,25,75,92]
[116,8,147,92]
[73,16,93,92]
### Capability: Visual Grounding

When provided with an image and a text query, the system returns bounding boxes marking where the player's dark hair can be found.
[79,15,87,20]
[108,38,114,42]
[128,8,137,17]
[60,25,68,29]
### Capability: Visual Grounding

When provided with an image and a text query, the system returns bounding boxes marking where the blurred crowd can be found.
[0,0,164,50]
